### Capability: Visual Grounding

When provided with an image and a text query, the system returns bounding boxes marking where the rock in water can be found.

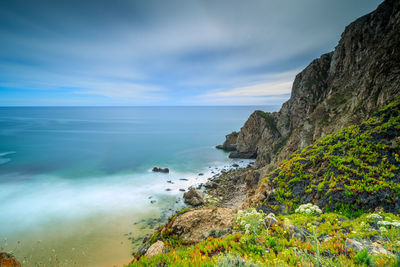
[152,167,169,173]
[144,240,165,257]
[183,188,204,206]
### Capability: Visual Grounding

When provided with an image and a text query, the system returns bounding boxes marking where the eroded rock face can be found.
[216,131,238,151]
[144,240,165,258]
[171,208,234,243]
[218,0,400,168]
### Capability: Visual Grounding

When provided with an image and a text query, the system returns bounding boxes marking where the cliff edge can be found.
[218,0,400,168]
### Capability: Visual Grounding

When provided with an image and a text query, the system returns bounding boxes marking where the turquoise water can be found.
[0,106,278,266]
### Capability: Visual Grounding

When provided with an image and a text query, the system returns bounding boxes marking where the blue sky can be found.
[0,0,382,106]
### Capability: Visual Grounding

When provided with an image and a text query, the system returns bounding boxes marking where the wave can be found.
[0,151,16,157]
[0,158,11,165]
[0,151,15,165]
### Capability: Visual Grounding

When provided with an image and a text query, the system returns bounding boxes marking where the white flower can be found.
[379,227,388,233]
[366,214,383,221]
[295,203,322,215]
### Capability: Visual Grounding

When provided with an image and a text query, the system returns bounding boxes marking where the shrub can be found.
[235,209,266,235]
[295,203,322,215]
[354,248,373,266]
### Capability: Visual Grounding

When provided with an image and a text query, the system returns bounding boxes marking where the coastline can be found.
[131,158,255,244]
[2,157,253,267]
[128,157,256,263]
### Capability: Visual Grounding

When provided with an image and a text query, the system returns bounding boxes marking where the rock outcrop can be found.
[171,208,234,243]
[218,0,400,168]
[183,188,204,206]
[216,131,238,151]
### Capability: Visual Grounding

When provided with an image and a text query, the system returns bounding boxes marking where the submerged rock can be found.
[183,188,204,206]
[152,167,169,173]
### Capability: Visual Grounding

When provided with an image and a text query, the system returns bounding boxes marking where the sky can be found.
[0,0,383,106]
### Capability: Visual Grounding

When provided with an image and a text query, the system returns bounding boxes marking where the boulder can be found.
[345,238,391,256]
[152,167,169,173]
[183,188,204,206]
[144,240,164,257]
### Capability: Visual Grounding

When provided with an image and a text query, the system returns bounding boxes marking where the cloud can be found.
[0,0,383,105]
[204,81,293,98]
[197,70,295,105]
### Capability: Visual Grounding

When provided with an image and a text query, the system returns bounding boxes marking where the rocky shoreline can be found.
[127,160,255,253]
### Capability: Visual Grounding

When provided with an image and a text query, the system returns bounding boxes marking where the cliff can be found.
[245,97,400,214]
[218,0,400,168]
[129,1,400,266]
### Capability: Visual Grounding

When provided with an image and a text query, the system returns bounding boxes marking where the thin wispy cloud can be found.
[0,0,383,106]
[198,70,296,104]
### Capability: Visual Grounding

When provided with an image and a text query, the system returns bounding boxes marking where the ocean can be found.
[0,106,278,266]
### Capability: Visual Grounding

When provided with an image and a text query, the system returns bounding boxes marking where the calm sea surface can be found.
[0,106,278,266]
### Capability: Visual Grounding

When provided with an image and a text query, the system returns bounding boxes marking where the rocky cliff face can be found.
[218,0,400,168]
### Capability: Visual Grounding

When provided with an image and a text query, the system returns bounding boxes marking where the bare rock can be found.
[183,188,204,206]
[172,208,234,243]
[144,240,165,258]
[152,167,169,173]
[216,131,238,151]
[345,238,391,256]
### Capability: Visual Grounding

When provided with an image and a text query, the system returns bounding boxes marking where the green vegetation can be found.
[355,248,373,266]
[260,97,400,214]
[129,210,400,266]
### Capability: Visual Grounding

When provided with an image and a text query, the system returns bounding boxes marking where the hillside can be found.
[218,0,400,169]
[130,98,400,266]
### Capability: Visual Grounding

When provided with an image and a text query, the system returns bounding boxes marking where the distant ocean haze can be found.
[0,105,278,266]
